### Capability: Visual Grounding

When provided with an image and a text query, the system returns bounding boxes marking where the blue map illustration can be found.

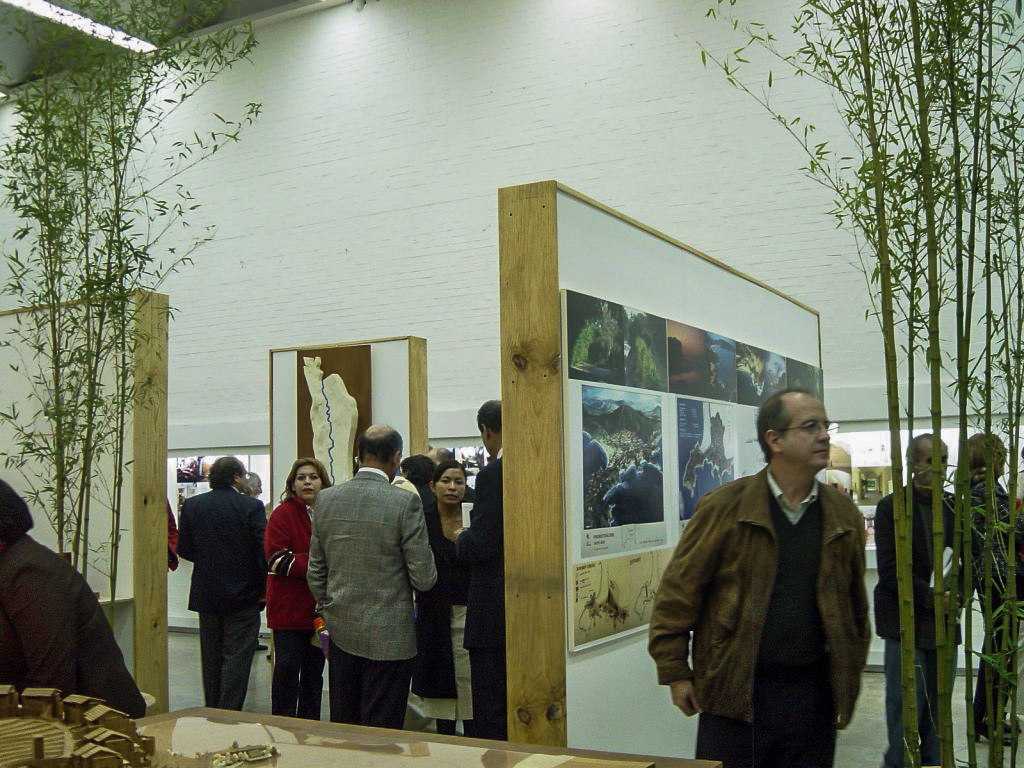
[677,397,735,522]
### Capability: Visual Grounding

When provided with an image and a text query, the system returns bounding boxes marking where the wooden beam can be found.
[499,180,567,746]
[131,291,169,713]
[407,336,428,454]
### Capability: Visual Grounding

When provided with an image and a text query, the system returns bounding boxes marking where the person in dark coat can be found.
[178,456,267,711]
[874,434,956,766]
[265,457,332,719]
[0,478,146,717]
[413,460,473,734]
[444,400,507,740]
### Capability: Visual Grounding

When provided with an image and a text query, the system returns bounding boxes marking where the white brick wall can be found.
[0,0,886,448]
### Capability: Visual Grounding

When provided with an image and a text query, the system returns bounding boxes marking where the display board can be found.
[269,337,427,504]
[0,291,169,712]
[562,289,822,650]
[498,181,820,756]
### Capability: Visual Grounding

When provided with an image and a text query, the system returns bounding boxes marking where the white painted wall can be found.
[0,0,898,454]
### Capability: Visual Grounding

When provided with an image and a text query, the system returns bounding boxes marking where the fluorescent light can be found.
[1,0,156,53]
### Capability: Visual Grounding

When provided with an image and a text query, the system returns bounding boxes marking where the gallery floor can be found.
[167,630,1011,766]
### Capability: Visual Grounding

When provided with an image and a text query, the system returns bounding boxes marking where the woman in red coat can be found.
[265,457,332,719]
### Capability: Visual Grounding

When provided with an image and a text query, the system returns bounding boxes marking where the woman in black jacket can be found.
[411,460,473,734]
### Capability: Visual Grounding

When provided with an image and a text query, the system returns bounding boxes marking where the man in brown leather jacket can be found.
[649,388,870,768]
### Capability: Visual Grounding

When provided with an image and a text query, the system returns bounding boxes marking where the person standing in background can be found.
[308,425,436,728]
[266,457,332,719]
[178,456,267,711]
[443,400,507,740]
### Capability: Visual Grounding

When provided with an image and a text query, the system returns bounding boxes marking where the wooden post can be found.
[499,180,568,746]
[408,336,429,455]
[131,291,169,713]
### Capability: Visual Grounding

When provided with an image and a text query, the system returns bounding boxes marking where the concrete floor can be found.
[167,630,1018,766]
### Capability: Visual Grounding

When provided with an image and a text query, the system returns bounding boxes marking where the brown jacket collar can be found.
[736,467,857,543]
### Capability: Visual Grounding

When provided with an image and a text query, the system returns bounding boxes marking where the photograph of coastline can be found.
[736,342,787,406]
[566,291,626,385]
[667,320,737,402]
[677,398,736,523]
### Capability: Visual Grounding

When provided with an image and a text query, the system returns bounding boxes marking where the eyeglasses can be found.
[776,420,839,437]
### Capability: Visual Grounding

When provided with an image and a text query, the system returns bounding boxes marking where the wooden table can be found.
[138,708,720,768]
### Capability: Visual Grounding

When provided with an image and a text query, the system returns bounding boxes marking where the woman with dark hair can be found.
[0,478,146,717]
[412,460,473,734]
[265,457,332,719]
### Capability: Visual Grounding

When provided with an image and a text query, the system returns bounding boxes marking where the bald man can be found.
[307,424,437,728]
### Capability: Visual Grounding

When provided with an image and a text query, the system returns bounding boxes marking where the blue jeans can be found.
[882,640,950,768]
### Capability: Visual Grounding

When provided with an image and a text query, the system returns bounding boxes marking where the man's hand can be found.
[670,679,701,716]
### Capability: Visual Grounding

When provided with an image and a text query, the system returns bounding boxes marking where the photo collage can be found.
[566,289,823,531]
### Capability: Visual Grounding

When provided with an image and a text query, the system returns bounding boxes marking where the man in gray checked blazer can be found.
[307,424,437,728]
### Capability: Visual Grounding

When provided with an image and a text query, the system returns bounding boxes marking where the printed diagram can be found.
[302,356,357,484]
[573,549,672,648]
[677,398,736,522]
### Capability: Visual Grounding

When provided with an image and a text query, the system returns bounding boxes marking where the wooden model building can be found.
[0,685,154,768]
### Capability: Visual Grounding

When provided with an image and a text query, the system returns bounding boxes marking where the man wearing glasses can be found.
[649,387,870,768]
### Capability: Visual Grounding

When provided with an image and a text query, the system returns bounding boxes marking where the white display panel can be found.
[555,188,821,756]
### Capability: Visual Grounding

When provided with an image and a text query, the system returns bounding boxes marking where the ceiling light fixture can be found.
[0,0,156,53]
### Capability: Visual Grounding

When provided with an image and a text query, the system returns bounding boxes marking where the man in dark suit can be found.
[178,456,267,710]
[444,400,506,740]
[307,424,437,728]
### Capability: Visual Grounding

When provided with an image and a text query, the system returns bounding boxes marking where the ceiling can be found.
[0,0,333,92]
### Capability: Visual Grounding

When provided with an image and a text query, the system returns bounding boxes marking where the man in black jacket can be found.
[874,434,954,767]
[444,400,506,740]
[178,456,267,710]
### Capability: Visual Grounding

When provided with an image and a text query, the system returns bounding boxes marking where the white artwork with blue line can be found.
[302,356,358,484]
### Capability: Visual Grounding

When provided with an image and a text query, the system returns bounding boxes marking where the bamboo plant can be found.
[0,0,260,600]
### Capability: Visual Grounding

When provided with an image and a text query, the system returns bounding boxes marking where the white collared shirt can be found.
[357,466,390,481]
[766,469,819,525]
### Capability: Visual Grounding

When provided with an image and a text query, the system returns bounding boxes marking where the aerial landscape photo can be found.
[580,385,664,530]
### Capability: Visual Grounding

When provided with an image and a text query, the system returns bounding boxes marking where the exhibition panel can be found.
[498,181,820,756]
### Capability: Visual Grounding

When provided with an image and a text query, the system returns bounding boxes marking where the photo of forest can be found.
[786,357,824,401]
[581,385,665,530]
[566,290,626,385]
[624,307,668,391]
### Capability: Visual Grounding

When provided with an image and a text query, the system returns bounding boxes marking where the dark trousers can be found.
[974,587,1014,735]
[695,665,836,768]
[197,607,261,710]
[271,629,326,720]
[463,647,507,741]
[328,641,412,728]
[882,640,942,767]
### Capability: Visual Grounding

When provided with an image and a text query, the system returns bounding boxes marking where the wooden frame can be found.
[131,291,170,713]
[0,290,170,713]
[498,181,821,749]
[268,336,428,499]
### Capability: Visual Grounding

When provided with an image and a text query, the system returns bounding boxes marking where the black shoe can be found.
[256,643,268,651]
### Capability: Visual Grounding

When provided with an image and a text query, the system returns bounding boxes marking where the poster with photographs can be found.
[566,290,626,385]
[736,342,787,406]
[624,307,668,392]
[677,398,736,523]
[579,384,668,558]
[667,320,737,402]
[786,357,824,401]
